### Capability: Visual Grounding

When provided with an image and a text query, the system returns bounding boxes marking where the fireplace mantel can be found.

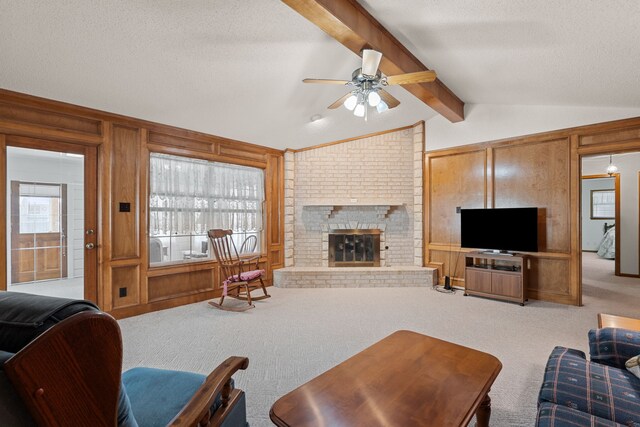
[302,201,404,220]
[302,200,404,207]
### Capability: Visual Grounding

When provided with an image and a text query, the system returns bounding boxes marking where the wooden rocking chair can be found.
[207,229,270,312]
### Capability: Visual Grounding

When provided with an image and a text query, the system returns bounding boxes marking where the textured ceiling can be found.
[360,0,640,106]
[1,1,639,150]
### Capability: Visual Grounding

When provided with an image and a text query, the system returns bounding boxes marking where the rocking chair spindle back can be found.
[207,229,270,312]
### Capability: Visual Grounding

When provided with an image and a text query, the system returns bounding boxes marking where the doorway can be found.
[581,173,619,275]
[581,152,640,283]
[2,137,98,302]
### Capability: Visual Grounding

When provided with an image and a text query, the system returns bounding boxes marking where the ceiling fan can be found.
[303,49,437,119]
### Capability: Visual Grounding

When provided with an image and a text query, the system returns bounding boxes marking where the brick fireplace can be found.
[274,123,437,288]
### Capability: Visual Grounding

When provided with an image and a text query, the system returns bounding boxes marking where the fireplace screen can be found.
[328,229,380,267]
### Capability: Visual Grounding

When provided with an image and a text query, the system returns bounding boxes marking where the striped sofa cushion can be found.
[590,328,640,369]
[537,402,624,427]
[538,346,640,426]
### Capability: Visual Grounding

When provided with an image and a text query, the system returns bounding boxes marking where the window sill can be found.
[147,254,266,277]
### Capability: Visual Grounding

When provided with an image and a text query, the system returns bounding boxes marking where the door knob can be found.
[85,243,95,249]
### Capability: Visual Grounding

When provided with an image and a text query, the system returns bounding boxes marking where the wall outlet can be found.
[350,198,358,203]
[119,202,131,212]
[119,287,127,297]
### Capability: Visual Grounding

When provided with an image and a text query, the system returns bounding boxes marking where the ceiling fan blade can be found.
[385,70,437,85]
[361,49,382,76]
[327,92,353,109]
[303,78,350,85]
[378,89,400,109]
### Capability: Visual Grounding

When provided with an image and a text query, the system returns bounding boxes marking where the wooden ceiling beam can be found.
[282,0,465,122]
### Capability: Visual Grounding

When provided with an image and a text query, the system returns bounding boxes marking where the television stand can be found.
[482,250,515,257]
[464,251,528,306]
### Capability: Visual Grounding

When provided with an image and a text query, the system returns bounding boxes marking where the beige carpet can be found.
[119,253,640,426]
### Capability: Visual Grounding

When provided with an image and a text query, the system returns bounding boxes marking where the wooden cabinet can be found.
[464,252,528,305]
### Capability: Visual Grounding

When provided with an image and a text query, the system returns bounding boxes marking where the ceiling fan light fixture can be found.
[353,102,365,117]
[367,91,381,107]
[376,100,388,113]
[343,94,358,111]
[606,155,618,176]
[361,49,383,76]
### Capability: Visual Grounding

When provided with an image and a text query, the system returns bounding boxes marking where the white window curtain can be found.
[149,153,264,237]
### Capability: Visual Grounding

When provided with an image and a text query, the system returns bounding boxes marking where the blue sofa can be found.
[536,327,640,426]
[0,292,249,427]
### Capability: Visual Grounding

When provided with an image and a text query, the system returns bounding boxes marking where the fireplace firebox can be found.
[328,229,380,267]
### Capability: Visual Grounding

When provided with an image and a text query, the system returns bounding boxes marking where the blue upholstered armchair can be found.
[0,292,249,426]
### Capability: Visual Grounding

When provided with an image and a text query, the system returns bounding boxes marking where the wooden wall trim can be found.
[99,123,113,311]
[0,135,5,291]
[569,135,581,305]
[0,101,102,135]
[427,115,640,156]
[146,143,268,168]
[139,130,149,305]
[0,118,104,145]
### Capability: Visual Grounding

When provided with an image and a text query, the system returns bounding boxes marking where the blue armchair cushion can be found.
[589,328,640,369]
[538,346,640,425]
[536,402,625,427]
[122,367,234,427]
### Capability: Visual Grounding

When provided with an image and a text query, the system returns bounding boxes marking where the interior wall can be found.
[0,89,284,318]
[583,153,640,275]
[581,178,615,251]
[426,104,640,151]
[425,115,640,305]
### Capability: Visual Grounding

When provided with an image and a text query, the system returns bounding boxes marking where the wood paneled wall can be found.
[0,89,284,318]
[425,116,640,305]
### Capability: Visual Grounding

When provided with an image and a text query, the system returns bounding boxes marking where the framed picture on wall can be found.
[590,189,615,219]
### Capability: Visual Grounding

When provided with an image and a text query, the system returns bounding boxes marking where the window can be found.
[148,153,264,265]
[18,183,62,234]
[590,189,615,219]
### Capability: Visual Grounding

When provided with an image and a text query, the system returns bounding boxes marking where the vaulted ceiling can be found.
[1,1,638,150]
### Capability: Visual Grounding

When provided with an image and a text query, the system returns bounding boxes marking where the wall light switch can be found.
[456,206,461,213]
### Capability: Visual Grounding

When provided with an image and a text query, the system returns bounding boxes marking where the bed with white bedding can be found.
[596,224,615,259]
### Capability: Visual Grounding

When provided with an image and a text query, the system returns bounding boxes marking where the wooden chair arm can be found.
[239,254,261,269]
[4,311,122,427]
[598,313,640,330]
[168,356,249,427]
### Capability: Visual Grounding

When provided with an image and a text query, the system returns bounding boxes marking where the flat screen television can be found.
[460,207,538,253]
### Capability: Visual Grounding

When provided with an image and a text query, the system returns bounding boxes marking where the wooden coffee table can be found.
[270,330,502,427]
